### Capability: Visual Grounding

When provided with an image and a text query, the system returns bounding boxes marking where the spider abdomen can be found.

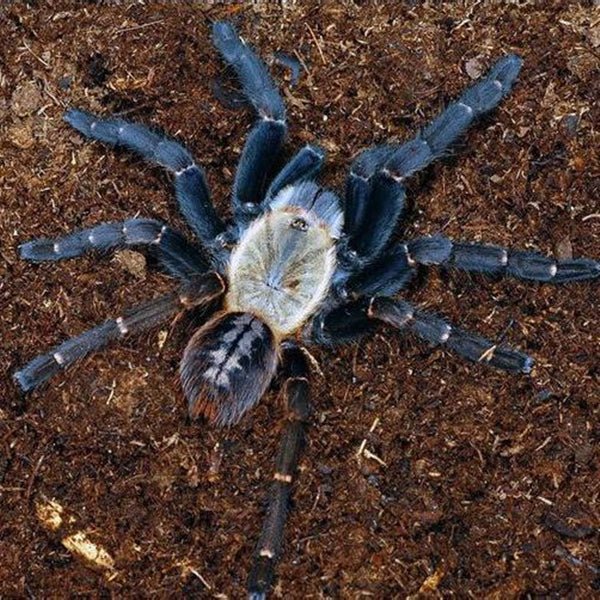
[226,196,337,337]
[180,311,278,425]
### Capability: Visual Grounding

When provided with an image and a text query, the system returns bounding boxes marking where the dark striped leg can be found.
[247,344,310,600]
[13,272,225,392]
[265,145,325,202]
[19,218,207,280]
[342,170,406,263]
[211,22,287,224]
[307,297,532,373]
[442,240,600,283]
[370,296,533,373]
[347,234,599,294]
[306,298,377,346]
[343,54,522,262]
[347,235,451,296]
[63,109,225,253]
[392,236,599,284]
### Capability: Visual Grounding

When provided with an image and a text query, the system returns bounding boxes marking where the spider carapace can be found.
[14,20,598,600]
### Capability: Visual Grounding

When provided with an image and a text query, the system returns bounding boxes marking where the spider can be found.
[14,21,598,599]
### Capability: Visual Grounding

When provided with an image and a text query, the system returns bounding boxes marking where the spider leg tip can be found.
[18,241,32,258]
[63,108,93,132]
[63,107,79,122]
[13,370,32,393]
[522,356,535,374]
[18,240,47,261]
[505,53,523,66]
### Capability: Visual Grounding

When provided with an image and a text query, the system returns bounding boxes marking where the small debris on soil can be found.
[113,249,147,279]
[10,81,43,117]
[36,497,116,573]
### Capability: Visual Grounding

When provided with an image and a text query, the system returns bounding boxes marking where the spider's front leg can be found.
[14,272,225,392]
[211,22,326,228]
[20,218,207,280]
[342,54,523,264]
[247,343,310,600]
[212,21,287,224]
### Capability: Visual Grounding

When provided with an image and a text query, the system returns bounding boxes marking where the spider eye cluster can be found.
[269,181,344,239]
[290,217,309,231]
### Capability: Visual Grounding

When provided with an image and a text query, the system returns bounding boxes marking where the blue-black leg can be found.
[19,218,208,280]
[310,297,532,374]
[247,343,310,600]
[212,21,287,224]
[233,120,286,223]
[343,55,523,263]
[265,145,326,202]
[343,144,402,265]
[305,298,376,346]
[14,272,225,393]
[346,235,452,296]
[445,241,599,283]
[370,296,533,373]
[63,109,225,251]
[387,236,599,284]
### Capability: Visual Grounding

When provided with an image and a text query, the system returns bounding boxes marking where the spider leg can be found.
[347,235,451,296]
[19,218,207,280]
[362,235,599,289]
[212,21,287,224]
[423,238,599,284]
[370,296,533,373]
[264,144,326,203]
[13,272,224,392]
[308,297,532,373]
[247,343,310,600]
[63,109,226,255]
[343,54,522,263]
[343,151,406,264]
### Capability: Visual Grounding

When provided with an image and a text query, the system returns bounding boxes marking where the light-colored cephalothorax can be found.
[226,182,343,337]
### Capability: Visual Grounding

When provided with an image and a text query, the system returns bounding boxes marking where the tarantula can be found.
[14,21,598,599]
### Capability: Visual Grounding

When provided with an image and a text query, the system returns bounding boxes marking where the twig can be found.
[113,19,164,36]
[306,24,326,65]
[189,569,212,590]
[25,441,50,503]
[22,40,50,68]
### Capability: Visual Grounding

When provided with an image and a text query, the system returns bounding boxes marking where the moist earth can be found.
[0,2,598,598]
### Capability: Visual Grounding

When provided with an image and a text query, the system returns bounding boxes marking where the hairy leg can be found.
[432,239,599,283]
[14,272,225,392]
[19,218,208,280]
[247,343,310,599]
[265,145,325,203]
[370,296,533,373]
[309,296,532,373]
[343,54,522,263]
[64,109,225,255]
[359,235,599,293]
[212,21,287,225]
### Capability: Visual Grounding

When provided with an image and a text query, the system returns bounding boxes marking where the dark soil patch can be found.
[1,2,598,598]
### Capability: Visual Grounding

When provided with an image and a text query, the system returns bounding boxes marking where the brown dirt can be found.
[1,2,598,598]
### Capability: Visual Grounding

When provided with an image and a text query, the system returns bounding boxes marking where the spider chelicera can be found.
[14,20,599,599]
